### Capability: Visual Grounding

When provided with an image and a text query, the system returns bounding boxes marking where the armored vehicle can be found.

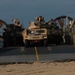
[22,16,63,47]
[0,19,23,47]
[22,21,48,47]
[39,18,63,45]
[3,24,23,47]
[54,16,73,45]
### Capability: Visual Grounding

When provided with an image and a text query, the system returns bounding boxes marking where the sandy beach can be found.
[0,61,75,75]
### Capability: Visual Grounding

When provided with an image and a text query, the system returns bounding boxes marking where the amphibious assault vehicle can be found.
[0,15,75,47]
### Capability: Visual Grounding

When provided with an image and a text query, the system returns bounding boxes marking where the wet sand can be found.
[0,61,75,75]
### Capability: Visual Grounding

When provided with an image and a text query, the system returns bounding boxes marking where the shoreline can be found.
[0,61,75,75]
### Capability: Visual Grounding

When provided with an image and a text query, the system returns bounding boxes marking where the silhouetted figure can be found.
[34,16,45,26]
[12,19,23,46]
[48,19,58,29]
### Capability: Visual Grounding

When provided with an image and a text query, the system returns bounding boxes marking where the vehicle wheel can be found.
[44,40,47,47]
[3,32,9,47]
[25,40,29,47]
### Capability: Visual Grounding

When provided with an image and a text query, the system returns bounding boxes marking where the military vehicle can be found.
[0,19,23,47]
[37,16,74,45]
[22,16,64,47]
[22,21,48,47]
[54,16,73,45]
[3,24,23,47]
[0,15,74,47]
[39,18,63,45]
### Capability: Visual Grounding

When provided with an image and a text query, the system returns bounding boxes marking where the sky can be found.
[0,0,75,28]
